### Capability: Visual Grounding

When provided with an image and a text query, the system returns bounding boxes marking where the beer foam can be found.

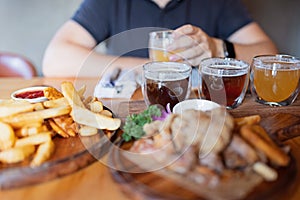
[255,65,300,71]
[201,65,248,77]
[145,72,189,81]
[202,71,247,77]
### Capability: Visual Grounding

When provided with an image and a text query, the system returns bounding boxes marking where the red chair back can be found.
[0,52,37,78]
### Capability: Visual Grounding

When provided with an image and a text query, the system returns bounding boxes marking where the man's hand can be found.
[167,24,223,66]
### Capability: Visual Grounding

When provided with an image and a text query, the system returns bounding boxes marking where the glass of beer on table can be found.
[148,30,181,62]
[250,54,300,106]
[142,62,192,110]
[199,57,250,109]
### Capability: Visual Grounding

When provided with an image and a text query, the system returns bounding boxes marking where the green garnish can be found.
[122,105,161,142]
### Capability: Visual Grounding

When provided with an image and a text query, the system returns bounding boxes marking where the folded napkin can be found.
[94,69,138,99]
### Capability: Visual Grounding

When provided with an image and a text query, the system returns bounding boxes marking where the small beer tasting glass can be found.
[199,57,250,109]
[142,61,192,110]
[148,30,174,62]
[250,54,300,106]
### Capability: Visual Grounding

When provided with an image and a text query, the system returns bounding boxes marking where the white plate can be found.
[11,86,48,103]
[173,99,220,114]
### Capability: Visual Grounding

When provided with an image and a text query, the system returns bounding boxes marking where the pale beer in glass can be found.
[251,55,300,106]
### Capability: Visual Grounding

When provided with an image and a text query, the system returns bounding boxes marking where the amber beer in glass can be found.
[199,58,250,109]
[251,55,300,106]
[142,62,192,110]
[148,30,180,62]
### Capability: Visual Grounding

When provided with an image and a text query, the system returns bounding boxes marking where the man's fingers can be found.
[174,24,197,36]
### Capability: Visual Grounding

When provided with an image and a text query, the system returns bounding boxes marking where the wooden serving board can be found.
[0,127,114,190]
[109,113,300,200]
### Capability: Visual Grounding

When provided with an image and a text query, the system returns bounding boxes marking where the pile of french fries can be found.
[0,82,121,166]
[234,115,290,181]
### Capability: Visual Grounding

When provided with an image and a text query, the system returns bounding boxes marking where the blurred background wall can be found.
[0,0,299,76]
[242,0,300,57]
[0,0,82,76]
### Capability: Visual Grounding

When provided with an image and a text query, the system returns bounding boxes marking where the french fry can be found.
[234,115,261,127]
[89,100,103,113]
[15,132,52,147]
[77,85,86,98]
[15,123,48,137]
[33,102,45,111]
[240,125,290,166]
[66,128,76,137]
[6,119,44,129]
[61,82,120,130]
[0,145,35,164]
[72,105,121,130]
[43,87,64,100]
[3,106,71,128]
[30,140,55,167]
[79,125,98,136]
[53,115,74,126]
[100,109,113,118]
[253,162,278,181]
[0,121,16,150]
[52,116,77,137]
[61,82,85,108]
[0,101,35,118]
[43,98,69,108]
[0,99,14,105]
[83,96,93,107]
[251,125,276,146]
[48,119,69,138]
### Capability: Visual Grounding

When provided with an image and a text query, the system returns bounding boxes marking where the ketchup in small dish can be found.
[11,86,48,103]
[15,90,44,99]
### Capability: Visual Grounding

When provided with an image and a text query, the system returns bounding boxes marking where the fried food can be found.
[44,87,64,100]
[251,125,275,145]
[0,145,35,164]
[240,125,290,166]
[61,81,121,130]
[0,99,58,166]
[253,162,278,182]
[0,81,121,167]
[72,106,121,130]
[3,106,71,128]
[30,140,55,167]
[132,109,291,198]
[61,81,85,108]
[226,135,258,165]
[100,109,113,117]
[33,102,45,111]
[15,123,48,137]
[0,122,16,150]
[234,115,261,128]
[15,132,52,147]
[4,119,45,129]
[43,98,68,108]
[77,84,86,98]
[89,100,104,113]
[169,108,234,155]
[48,119,69,138]
[52,115,77,137]
[79,125,98,136]
[0,101,35,118]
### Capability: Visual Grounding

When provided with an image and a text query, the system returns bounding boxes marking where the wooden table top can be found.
[0,77,300,200]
